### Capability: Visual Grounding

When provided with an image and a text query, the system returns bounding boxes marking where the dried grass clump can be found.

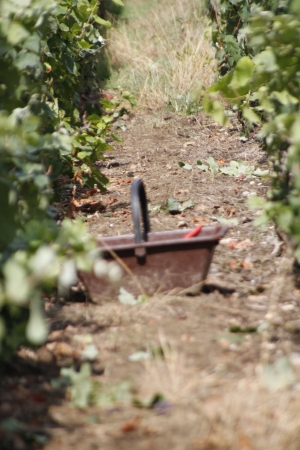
[138,334,300,450]
[198,384,300,450]
[138,333,199,403]
[108,0,215,112]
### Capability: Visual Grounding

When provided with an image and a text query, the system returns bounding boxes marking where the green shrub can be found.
[207,0,289,76]
[205,0,300,259]
[0,0,123,358]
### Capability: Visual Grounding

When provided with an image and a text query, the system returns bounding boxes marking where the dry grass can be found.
[137,333,200,404]
[138,337,300,449]
[203,385,300,450]
[107,0,215,112]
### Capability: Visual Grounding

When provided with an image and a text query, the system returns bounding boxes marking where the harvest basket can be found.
[80,178,227,302]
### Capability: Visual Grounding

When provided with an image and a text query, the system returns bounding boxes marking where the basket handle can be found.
[130,178,150,244]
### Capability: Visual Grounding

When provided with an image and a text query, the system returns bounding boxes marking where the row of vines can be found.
[0,0,126,358]
[206,0,300,258]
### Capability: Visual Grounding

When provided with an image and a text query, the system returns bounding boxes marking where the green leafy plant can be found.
[0,0,125,358]
[178,161,193,171]
[197,156,219,180]
[118,287,149,305]
[61,363,132,408]
[205,0,300,260]
[61,363,93,408]
[166,198,195,214]
[179,157,268,179]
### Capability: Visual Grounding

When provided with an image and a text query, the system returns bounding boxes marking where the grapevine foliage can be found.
[0,0,124,358]
[205,0,300,259]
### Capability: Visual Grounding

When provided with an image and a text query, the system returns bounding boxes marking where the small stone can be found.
[229,343,239,351]
[218,338,230,349]
[247,294,268,303]
[280,303,295,312]
[262,342,276,351]
[36,347,55,364]
[290,352,300,367]
[271,315,284,326]
[228,318,242,328]
[285,319,300,333]
[178,221,187,228]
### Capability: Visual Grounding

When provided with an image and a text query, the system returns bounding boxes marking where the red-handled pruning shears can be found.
[183,225,203,239]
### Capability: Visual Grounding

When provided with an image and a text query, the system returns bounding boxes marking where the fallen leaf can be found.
[85,200,104,212]
[227,240,239,249]
[225,238,253,250]
[228,260,239,268]
[242,259,253,269]
[121,416,141,433]
[70,198,105,212]
[236,239,253,249]
[84,188,98,196]
[117,178,132,185]
[217,159,225,165]
[72,171,83,185]
[235,174,245,181]
[183,141,196,148]
[105,197,117,205]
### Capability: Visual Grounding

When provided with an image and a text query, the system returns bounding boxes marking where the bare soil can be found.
[2,111,300,450]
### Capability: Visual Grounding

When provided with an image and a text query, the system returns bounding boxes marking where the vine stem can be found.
[213,0,221,30]
[233,17,242,36]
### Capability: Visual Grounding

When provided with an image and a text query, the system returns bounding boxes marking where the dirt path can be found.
[2,112,300,450]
